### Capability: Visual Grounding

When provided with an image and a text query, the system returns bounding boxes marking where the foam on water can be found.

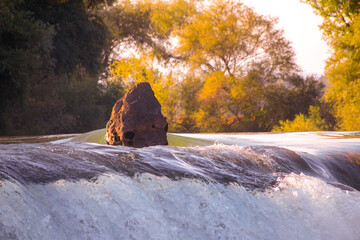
[175,131,360,154]
[1,131,360,239]
[1,173,359,240]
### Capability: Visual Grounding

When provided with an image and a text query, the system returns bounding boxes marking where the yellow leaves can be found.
[177,1,243,58]
[151,75,180,122]
[350,14,360,47]
[337,104,360,130]
[193,71,248,132]
[333,79,360,130]
[102,0,320,133]
[272,116,312,132]
[325,43,360,131]
[305,1,360,131]
[150,1,175,37]
[198,71,227,103]
[150,0,195,37]
[272,106,327,132]
[229,80,246,102]
[109,55,156,90]
[193,108,220,132]
[173,0,295,79]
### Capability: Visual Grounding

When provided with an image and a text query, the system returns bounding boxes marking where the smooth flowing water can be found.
[1,130,360,240]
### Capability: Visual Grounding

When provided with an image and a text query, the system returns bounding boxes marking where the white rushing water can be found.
[175,131,360,154]
[1,173,359,240]
[1,131,360,240]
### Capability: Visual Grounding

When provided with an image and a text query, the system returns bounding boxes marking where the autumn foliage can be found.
[104,0,326,132]
[304,0,360,131]
[1,0,346,134]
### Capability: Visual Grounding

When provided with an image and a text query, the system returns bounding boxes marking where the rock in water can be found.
[106,82,168,147]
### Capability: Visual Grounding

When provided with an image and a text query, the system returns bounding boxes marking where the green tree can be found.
[1,0,115,135]
[0,0,54,134]
[261,74,326,131]
[174,75,203,132]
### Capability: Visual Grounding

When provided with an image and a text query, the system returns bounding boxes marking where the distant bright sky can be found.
[241,0,330,75]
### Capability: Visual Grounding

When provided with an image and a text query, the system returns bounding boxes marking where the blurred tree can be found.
[175,0,302,132]
[272,106,328,132]
[23,0,110,79]
[103,0,327,133]
[100,0,195,63]
[174,75,203,132]
[0,0,116,135]
[0,0,54,134]
[108,56,157,90]
[176,0,297,78]
[260,74,326,131]
[304,0,360,130]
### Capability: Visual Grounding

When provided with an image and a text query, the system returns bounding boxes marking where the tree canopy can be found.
[0,0,331,135]
[105,0,325,132]
[0,0,117,135]
[304,0,360,130]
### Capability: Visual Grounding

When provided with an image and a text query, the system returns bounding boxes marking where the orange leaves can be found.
[198,71,227,103]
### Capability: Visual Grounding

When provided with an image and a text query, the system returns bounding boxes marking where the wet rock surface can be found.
[106,82,168,147]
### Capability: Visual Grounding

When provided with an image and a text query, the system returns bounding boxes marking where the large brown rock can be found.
[105,82,168,147]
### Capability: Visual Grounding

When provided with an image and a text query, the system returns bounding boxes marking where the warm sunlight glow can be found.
[241,0,330,75]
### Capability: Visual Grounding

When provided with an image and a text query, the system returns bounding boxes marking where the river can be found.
[1,130,360,239]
